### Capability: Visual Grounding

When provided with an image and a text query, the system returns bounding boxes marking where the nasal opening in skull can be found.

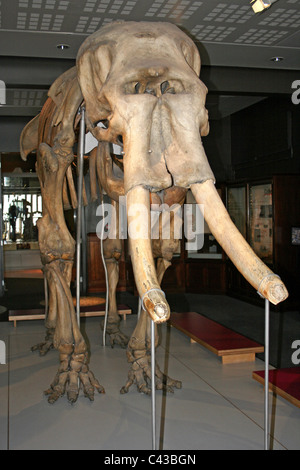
[145,85,156,96]
[161,81,176,95]
[135,82,142,94]
[161,81,170,94]
[125,79,182,96]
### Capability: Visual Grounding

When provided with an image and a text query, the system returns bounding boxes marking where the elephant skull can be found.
[77,21,288,323]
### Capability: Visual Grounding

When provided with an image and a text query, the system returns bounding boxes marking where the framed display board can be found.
[291,227,300,246]
[227,186,247,239]
[249,183,273,264]
[226,176,300,308]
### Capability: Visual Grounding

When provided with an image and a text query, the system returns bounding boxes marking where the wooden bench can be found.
[253,367,300,409]
[169,311,264,364]
[9,303,131,327]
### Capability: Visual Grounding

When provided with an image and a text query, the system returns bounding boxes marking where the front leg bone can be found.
[42,260,105,403]
[101,200,129,348]
[101,256,129,348]
[36,133,104,403]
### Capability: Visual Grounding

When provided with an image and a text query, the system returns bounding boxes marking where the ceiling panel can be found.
[6,88,47,107]
[0,0,299,67]
[0,0,299,125]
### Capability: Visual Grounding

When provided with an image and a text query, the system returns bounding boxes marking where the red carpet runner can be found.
[170,311,264,363]
[253,367,300,408]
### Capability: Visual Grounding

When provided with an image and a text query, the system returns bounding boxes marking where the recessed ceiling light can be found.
[56,44,70,50]
[270,56,284,62]
[251,0,279,13]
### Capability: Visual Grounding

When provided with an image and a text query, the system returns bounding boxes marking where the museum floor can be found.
[1,289,300,450]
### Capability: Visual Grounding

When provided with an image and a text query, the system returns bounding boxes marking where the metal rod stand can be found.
[151,319,156,450]
[43,274,48,320]
[264,298,270,451]
[138,297,142,320]
[100,196,109,347]
[76,106,85,327]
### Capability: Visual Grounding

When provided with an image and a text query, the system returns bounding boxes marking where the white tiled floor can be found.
[1,315,299,450]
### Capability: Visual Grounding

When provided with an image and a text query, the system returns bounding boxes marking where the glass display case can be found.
[2,173,42,245]
[1,172,43,273]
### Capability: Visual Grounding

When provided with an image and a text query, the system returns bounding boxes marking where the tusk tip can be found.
[154,303,169,321]
[260,275,289,305]
[143,292,170,323]
[268,283,289,305]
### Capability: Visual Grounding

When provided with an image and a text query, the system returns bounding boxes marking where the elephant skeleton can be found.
[20,21,288,404]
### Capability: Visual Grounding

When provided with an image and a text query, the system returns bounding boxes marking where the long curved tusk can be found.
[191,180,288,305]
[127,185,170,323]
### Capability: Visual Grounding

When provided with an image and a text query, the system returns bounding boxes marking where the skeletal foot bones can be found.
[101,318,129,348]
[45,352,105,404]
[120,350,182,395]
[31,328,54,356]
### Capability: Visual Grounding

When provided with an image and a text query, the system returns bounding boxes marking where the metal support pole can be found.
[264,298,270,451]
[257,274,276,451]
[43,274,48,320]
[138,297,142,320]
[0,154,4,299]
[100,197,109,347]
[76,106,85,327]
[151,319,156,450]
[81,204,87,296]
[141,289,165,450]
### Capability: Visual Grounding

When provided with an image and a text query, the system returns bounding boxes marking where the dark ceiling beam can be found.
[201,66,299,96]
[0,56,74,87]
[0,106,43,117]
[1,56,297,96]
